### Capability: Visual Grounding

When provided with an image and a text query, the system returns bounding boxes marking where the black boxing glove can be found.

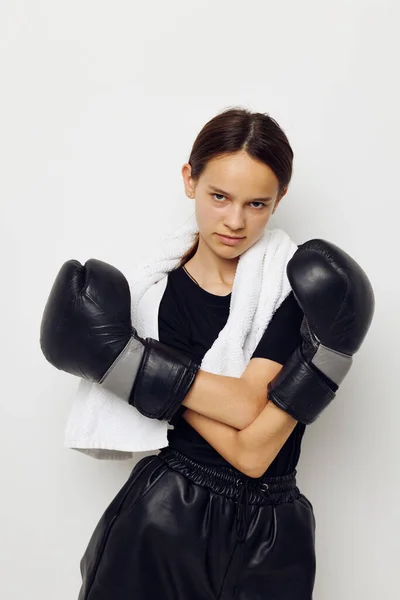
[267,239,375,424]
[40,259,200,421]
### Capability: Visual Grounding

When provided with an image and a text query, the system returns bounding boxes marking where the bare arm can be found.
[180,372,258,431]
[235,400,298,477]
[183,357,298,477]
[181,358,283,430]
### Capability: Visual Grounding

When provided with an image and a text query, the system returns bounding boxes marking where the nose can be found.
[224,205,246,233]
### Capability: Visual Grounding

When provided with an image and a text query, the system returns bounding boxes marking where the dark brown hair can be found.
[178,106,294,267]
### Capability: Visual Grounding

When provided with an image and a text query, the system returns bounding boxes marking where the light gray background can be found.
[1,1,398,598]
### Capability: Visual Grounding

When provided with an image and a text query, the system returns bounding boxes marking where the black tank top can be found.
[157,264,306,476]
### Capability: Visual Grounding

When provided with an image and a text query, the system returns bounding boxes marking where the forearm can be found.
[181,370,264,430]
[183,398,297,478]
[182,408,243,472]
[236,401,298,477]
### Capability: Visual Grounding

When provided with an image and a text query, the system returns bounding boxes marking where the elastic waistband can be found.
[157,447,300,506]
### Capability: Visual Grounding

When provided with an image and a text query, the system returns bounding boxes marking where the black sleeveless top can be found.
[157,264,306,477]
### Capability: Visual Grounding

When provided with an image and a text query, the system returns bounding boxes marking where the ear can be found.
[181,163,195,198]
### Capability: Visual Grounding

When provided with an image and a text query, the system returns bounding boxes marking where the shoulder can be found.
[159,267,185,319]
[270,291,303,325]
[250,291,303,366]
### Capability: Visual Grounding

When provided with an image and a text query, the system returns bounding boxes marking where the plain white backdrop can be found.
[1,1,399,598]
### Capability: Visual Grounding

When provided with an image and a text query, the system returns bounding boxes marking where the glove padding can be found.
[40,259,200,421]
[267,239,375,424]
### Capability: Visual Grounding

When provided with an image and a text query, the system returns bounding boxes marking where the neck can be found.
[184,235,238,292]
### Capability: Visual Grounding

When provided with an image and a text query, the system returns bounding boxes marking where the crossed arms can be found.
[178,357,298,478]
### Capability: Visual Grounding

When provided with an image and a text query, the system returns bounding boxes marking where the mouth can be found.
[216,233,245,246]
[216,233,245,240]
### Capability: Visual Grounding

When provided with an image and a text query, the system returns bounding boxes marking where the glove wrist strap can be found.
[267,347,337,424]
[130,339,200,420]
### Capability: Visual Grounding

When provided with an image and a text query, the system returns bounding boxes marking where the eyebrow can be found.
[208,185,273,202]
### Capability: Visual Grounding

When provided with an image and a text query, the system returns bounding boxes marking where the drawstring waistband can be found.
[157,447,300,543]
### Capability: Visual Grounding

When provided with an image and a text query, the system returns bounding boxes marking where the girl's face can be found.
[182,150,286,260]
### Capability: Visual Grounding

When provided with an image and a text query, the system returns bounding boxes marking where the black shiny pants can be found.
[78,447,316,599]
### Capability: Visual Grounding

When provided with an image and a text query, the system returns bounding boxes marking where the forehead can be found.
[201,152,279,195]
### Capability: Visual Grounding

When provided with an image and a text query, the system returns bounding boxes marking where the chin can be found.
[216,245,246,259]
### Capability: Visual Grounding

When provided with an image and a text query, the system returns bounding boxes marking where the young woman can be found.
[40,107,374,599]
[80,108,313,600]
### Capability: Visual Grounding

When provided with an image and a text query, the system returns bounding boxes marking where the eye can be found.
[212,193,226,201]
[249,202,267,210]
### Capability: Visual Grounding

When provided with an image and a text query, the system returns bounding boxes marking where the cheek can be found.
[195,200,219,228]
[249,209,273,232]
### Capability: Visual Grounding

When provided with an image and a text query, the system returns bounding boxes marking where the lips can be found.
[216,233,245,246]
[217,234,244,240]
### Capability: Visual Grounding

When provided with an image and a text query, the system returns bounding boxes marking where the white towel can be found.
[64,213,298,459]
